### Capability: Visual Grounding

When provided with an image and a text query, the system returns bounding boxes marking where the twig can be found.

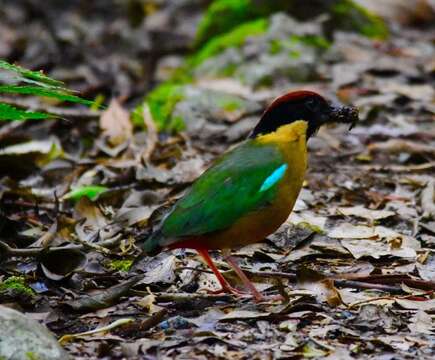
[342,274,435,291]
[338,162,435,173]
[334,279,403,294]
[130,290,232,303]
[177,266,214,274]
[157,292,232,302]
[135,309,168,331]
[1,199,70,215]
[177,267,405,293]
[0,236,122,258]
[249,270,404,293]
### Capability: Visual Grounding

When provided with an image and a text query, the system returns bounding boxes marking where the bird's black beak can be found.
[326,103,359,130]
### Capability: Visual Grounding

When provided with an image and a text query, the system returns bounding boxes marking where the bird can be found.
[142,90,358,302]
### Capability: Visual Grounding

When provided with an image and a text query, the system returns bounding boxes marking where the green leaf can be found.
[62,185,109,201]
[0,85,95,106]
[0,60,63,87]
[0,102,52,121]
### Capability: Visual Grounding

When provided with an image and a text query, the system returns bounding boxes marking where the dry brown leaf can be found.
[421,179,435,217]
[141,103,158,163]
[408,310,434,334]
[337,206,395,221]
[297,267,342,307]
[100,99,133,146]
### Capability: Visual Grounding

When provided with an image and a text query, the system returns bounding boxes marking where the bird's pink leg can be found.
[196,248,247,297]
[222,249,264,302]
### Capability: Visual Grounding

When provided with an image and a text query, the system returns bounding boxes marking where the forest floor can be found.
[0,1,434,359]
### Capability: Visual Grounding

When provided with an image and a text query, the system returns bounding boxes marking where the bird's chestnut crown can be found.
[250,90,359,138]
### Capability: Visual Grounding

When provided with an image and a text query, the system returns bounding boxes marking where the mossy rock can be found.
[134,84,261,135]
[195,0,290,48]
[192,14,327,87]
[189,18,269,68]
[132,82,186,133]
[196,0,387,45]
[328,0,388,39]
[0,305,69,360]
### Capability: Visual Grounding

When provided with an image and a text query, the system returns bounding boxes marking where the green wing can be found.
[158,140,285,245]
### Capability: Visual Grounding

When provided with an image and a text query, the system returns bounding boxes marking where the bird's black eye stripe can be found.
[305,98,318,111]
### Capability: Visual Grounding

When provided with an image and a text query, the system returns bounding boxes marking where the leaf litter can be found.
[0,1,434,359]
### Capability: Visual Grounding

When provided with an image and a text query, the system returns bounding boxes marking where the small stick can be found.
[0,236,122,258]
[178,267,404,293]
[130,290,232,303]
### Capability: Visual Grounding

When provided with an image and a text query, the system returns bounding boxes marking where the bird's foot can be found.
[207,284,250,298]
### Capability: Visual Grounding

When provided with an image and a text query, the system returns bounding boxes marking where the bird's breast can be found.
[199,127,308,250]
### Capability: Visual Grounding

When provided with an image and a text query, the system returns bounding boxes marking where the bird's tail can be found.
[142,229,164,256]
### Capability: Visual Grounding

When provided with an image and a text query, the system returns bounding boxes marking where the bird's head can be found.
[250,90,359,139]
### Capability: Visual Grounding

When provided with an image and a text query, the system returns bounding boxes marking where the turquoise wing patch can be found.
[259,164,288,192]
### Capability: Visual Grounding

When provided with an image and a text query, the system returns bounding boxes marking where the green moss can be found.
[107,259,133,272]
[269,40,282,55]
[196,0,386,48]
[299,35,331,50]
[219,63,238,77]
[255,75,273,88]
[216,97,243,112]
[170,115,186,133]
[26,352,39,360]
[132,82,186,132]
[190,18,268,68]
[0,276,35,297]
[195,0,289,48]
[297,222,325,234]
[268,35,330,58]
[332,0,388,39]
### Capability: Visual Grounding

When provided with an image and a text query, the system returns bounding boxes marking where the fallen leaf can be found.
[297,267,342,307]
[39,248,87,281]
[421,179,435,217]
[341,239,416,259]
[337,206,395,220]
[100,99,132,146]
[139,255,177,285]
[407,310,433,334]
[395,298,435,311]
[328,223,376,239]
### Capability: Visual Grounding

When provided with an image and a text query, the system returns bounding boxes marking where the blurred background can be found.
[1,0,434,102]
[0,2,434,358]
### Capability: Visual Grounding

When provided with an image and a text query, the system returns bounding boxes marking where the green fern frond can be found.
[0,85,95,106]
[0,103,52,121]
[0,60,63,87]
[0,59,97,121]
